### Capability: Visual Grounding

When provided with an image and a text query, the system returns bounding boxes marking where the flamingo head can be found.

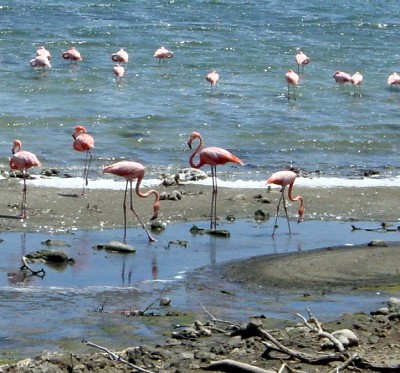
[72,125,87,139]
[297,205,304,223]
[187,131,201,149]
[12,139,22,154]
[150,201,160,221]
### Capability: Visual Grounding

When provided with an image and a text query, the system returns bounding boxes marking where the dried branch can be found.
[20,256,45,277]
[201,303,241,328]
[82,339,155,373]
[204,358,275,373]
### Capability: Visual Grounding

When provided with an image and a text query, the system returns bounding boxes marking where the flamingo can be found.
[9,139,42,219]
[187,132,244,230]
[285,69,299,100]
[267,170,304,236]
[333,71,352,84]
[62,47,82,63]
[103,161,160,243]
[30,55,51,70]
[388,72,400,88]
[154,46,173,63]
[295,50,310,71]
[351,71,363,95]
[113,64,125,79]
[72,125,94,195]
[206,70,219,88]
[111,48,129,64]
[36,46,51,61]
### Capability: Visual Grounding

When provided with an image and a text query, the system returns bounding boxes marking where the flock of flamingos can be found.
[15,46,330,243]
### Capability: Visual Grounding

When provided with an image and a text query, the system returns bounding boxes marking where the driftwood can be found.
[204,358,276,373]
[20,256,45,277]
[82,339,155,373]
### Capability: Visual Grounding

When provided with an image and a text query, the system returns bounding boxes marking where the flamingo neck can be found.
[189,136,203,169]
[288,182,304,220]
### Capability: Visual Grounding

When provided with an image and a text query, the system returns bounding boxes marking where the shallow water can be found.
[0,218,399,358]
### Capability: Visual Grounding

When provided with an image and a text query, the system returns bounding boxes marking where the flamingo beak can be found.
[187,141,192,149]
[150,201,160,221]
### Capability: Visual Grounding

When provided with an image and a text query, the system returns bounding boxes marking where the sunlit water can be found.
[0,218,399,357]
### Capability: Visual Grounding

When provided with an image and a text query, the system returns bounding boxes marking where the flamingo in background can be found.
[388,72,400,89]
[111,48,129,64]
[154,46,174,63]
[295,50,310,71]
[267,170,304,236]
[187,132,244,230]
[30,55,51,70]
[206,70,219,88]
[351,71,363,96]
[9,139,42,219]
[36,46,51,61]
[113,64,125,79]
[103,161,159,243]
[333,71,352,84]
[62,47,82,63]
[72,125,94,195]
[285,69,299,100]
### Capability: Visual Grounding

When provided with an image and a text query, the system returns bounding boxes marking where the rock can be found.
[41,239,71,247]
[371,307,390,315]
[175,168,208,183]
[160,297,171,306]
[26,249,74,264]
[168,190,182,201]
[95,241,136,253]
[322,329,359,348]
[255,209,269,221]
[151,221,166,231]
[226,214,235,221]
[367,240,388,247]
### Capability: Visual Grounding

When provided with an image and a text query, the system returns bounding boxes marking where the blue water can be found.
[0,0,399,182]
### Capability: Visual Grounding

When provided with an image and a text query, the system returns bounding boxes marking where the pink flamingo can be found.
[267,170,304,236]
[388,72,400,88]
[62,47,82,63]
[187,132,244,230]
[285,69,299,100]
[333,71,352,84]
[30,55,51,70]
[113,64,125,79]
[36,46,51,61]
[206,70,219,88]
[111,48,129,64]
[154,46,174,63]
[9,139,42,219]
[295,50,310,71]
[72,125,94,195]
[103,161,160,243]
[351,71,363,95]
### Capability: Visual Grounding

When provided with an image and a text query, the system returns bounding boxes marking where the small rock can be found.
[26,249,74,264]
[95,241,136,253]
[254,209,269,221]
[168,190,182,201]
[41,239,71,247]
[151,221,166,231]
[226,214,235,221]
[370,307,390,316]
[367,240,388,247]
[175,168,208,183]
[160,297,171,306]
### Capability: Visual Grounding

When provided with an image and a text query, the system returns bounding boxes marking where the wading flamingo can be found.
[113,64,125,78]
[187,132,244,230]
[72,125,94,195]
[36,46,51,61]
[267,170,304,236]
[333,71,352,84]
[103,161,159,243]
[388,72,400,89]
[295,50,310,71]
[111,48,129,64]
[30,55,51,70]
[285,69,299,100]
[154,46,174,63]
[206,70,219,88]
[9,139,42,219]
[351,71,363,96]
[62,47,82,63]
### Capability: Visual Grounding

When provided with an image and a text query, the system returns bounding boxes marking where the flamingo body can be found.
[333,71,352,84]
[267,170,304,236]
[187,132,243,230]
[206,71,219,87]
[72,125,94,194]
[113,64,125,77]
[62,47,82,62]
[154,46,173,62]
[295,51,310,68]
[9,140,42,218]
[388,72,400,86]
[285,69,299,100]
[36,46,51,61]
[103,161,159,243]
[30,55,51,69]
[111,48,129,64]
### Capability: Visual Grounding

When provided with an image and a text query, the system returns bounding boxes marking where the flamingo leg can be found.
[281,191,292,235]
[272,191,284,236]
[81,150,92,195]
[122,181,129,243]
[19,171,27,219]
[210,166,218,230]
[272,188,292,236]
[129,181,156,243]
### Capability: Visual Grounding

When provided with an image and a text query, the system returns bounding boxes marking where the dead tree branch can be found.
[20,256,45,277]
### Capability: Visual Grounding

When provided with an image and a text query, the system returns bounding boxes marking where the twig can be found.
[329,353,358,373]
[138,298,161,316]
[204,358,275,373]
[82,339,155,373]
[200,303,241,328]
[20,256,46,277]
